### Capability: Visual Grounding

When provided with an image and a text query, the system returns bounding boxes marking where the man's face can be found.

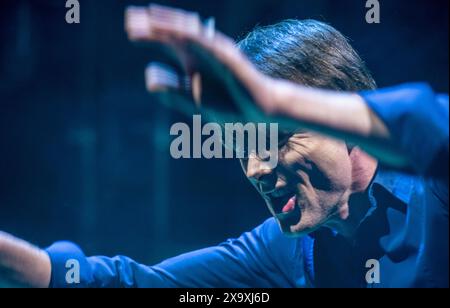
[240,131,353,237]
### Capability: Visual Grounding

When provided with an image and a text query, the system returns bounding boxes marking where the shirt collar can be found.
[316,167,416,240]
[354,167,415,232]
[369,168,415,205]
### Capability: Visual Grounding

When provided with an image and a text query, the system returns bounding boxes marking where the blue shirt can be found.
[46,83,449,288]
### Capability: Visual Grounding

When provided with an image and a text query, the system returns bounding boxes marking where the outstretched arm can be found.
[1,219,303,288]
[0,232,51,288]
[45,218,301,288]
[125,4,449,176]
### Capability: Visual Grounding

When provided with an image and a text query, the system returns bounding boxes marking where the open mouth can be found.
[266,187,296,214]
[275,196,301,231]
[266,188,301,231]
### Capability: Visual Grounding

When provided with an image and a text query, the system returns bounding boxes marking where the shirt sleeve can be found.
[360,83,449,178]
[45,218,303,288]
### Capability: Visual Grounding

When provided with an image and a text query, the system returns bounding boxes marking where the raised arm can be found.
[125,4,449,175]
[274,81,449,177]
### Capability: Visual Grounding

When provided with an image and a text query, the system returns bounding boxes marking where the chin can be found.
[275,219,308,238]
[280,217,325,238]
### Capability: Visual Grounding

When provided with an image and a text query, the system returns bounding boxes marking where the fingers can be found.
[125,5,205,43]
[125,4,240,71]
[125,6,152,41]
[145,62,202,109]
[125,4,275,122]
[139,7,270,110]
[145,62,183,92]
[148,4,203,39]
[126,4,212,108]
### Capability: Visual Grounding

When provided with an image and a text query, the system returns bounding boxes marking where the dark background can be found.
[0,0,448,264]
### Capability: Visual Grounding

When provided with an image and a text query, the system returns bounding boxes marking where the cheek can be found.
[303,141,353,192]
[323,146,352,180]
[279,137,352,192]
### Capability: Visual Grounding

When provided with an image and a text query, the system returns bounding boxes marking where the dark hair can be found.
[237,19,376,91]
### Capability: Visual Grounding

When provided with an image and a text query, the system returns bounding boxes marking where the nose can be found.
[246,156,277,193]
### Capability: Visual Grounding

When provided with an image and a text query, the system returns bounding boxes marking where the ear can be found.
[349,146,378,193]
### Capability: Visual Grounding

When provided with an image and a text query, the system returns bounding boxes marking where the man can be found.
[1,6,448,288]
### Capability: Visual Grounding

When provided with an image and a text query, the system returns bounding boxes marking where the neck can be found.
[326,147,378,240]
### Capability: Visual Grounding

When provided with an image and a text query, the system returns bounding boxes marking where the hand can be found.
[125,4,280,123]
[124,4,406,167]
[0,231,51,288]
